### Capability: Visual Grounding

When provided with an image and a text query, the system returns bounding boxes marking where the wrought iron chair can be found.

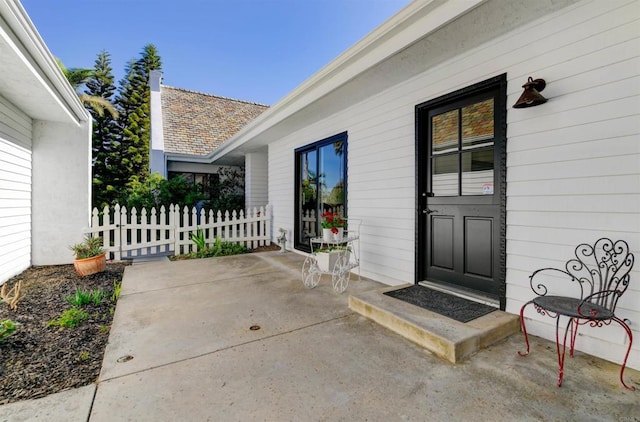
[518,238,635,390]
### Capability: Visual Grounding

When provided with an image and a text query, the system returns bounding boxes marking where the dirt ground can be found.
[0,263,127,405]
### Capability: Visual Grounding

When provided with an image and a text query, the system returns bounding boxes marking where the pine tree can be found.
[115,44,162,198]
[85,51,121,209]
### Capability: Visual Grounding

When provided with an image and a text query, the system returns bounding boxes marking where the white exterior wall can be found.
[31,119,92,265]
[149,70,166,176]
[0,95,32,283]
[267,0,640,369]
[245,151,268,209]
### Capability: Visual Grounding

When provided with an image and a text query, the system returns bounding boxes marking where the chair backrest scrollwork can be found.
[564,238,633,311]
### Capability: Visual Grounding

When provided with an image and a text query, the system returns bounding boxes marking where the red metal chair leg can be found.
[518,302,533,357]
[555,316,573,387]
[568,318,579,357]
[612,316,636,391]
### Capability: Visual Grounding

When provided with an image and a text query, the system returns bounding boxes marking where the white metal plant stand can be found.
[301,219,361,294]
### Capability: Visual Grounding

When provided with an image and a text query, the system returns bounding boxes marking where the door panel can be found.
[431,215,454,270]
[464,217,493,278]
[416,74,506,305]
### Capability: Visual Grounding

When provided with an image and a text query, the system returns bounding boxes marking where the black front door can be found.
[416,75,507,307]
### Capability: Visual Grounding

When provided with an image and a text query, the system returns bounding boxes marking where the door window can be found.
[295,133,347,251]
[431,98,495,196]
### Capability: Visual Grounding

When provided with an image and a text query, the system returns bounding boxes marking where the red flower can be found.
[322,211,344,231]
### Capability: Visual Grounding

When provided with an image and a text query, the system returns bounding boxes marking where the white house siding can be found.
[0,95,32,284]
[267,0,640,369]
[503,0,640,370]
[245,151,269,210]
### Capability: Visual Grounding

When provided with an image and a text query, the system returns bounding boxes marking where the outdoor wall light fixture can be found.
[513,77,548,108]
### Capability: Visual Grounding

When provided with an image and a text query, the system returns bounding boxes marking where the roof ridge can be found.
[161,84,269,107]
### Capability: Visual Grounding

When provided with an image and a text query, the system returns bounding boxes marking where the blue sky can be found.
[21,0,409,105]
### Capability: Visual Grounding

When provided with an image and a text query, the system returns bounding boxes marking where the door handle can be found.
[422,208,438,214]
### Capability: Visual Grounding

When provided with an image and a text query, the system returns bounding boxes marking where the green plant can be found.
[99,325,110,334]
[190,228,207,250]
[70,236,105,259]
[78,351,90,361]
[66,288,107,306]
[47,307,90,329]
[321,211,344,234]
[171,238,250,260]
[315,245,351,254]
[0,319,18,342]
[111,280,122,302]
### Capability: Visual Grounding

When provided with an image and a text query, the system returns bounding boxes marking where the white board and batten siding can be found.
[267,0,640,369]
[0,95,33,284]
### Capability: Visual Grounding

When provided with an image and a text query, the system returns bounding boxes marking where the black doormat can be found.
[383,285,496,323]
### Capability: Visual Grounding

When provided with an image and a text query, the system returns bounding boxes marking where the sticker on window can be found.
[482,183,494,195]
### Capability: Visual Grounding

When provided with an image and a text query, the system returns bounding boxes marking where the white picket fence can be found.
[300,205,344,239]
[87,204,271,260]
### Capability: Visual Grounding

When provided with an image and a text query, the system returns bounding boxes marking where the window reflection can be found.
[430,96,495,197]
[320,142,345,213]
[296,135,347,250]
[432,110,458,154]
[462,98,494,149]
[299,150,317,246]
[461,149,494,196]
[432,155,458,196]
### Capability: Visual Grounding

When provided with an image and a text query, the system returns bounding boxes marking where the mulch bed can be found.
[0,244,280,406]
[0,263,128,405]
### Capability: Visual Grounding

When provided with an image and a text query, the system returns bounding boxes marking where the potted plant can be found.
[321,212,345,242]
[315,245,351,272]
[70,235,106,277]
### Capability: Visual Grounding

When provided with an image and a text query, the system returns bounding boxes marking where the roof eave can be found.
[0,0,90,125]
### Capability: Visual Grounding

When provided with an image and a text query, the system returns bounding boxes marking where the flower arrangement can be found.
[321,212,345,234]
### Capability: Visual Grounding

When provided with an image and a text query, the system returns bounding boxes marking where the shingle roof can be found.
[161,85,268,156]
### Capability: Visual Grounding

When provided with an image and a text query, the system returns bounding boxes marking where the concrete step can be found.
[349,284,520,363]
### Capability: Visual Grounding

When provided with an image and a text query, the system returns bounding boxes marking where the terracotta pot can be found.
[73,253,106,277]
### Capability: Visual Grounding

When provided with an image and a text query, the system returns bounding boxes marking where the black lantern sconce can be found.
[513,77,548,108]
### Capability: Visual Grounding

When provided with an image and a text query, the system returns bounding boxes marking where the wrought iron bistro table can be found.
[301,221,361,294]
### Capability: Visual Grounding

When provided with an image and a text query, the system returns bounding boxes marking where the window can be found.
[168,172,220,200]
[430,96,496,196]
[295,132,347,252]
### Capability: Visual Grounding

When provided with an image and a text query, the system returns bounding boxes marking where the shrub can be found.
[173,238,250,260]
[47,307,90,329]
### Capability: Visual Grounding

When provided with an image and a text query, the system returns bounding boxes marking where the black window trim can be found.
[294,131,348,252]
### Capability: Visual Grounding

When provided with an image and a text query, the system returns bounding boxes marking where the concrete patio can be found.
[0,251,638,421]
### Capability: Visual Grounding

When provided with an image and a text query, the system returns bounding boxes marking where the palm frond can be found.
[78,94,119,119]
